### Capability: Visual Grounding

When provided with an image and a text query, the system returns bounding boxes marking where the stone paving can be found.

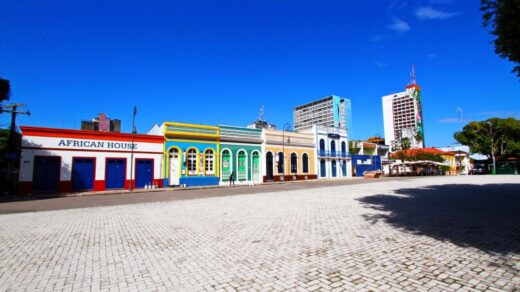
[0,176,519,291]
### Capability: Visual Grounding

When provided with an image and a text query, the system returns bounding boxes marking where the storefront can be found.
[18,126,164,195]
[161,122,220,187]
[263,129,317,182]
[219,125,262,185]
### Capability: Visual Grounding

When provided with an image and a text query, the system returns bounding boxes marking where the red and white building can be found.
[18,126,164,195]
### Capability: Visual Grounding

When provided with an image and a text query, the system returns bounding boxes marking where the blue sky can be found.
[1,0,519,147]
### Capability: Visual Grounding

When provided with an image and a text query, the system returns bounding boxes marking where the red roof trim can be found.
[406,84,421,90]
[20,126,164,143]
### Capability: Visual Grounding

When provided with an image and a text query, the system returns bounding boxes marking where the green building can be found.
[219,125,262,184]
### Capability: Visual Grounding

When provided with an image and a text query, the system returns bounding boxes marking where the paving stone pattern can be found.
[0,176,519,291]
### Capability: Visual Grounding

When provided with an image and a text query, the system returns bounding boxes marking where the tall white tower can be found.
[382,66,425,150]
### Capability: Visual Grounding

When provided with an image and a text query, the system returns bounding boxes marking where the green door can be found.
[238,151,247,181]
[222,150,231,181]
[252,151,260,182]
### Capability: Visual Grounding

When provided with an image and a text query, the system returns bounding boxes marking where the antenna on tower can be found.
[409,64,417,85]
[258,105,265,122]
[457,107,463,122]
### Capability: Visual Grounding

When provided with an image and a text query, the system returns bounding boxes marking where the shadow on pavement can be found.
[358,183,520,254]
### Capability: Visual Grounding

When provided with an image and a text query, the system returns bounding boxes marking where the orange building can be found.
[262,129,317,182]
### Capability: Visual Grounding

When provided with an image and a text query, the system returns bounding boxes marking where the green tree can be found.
[481,0,520,77]
[401,137,411,150]
[454,117,520,159]
[0,77,10,103]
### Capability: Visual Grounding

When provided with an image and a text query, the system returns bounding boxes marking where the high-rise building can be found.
[81,113,121,133]
[382,66,425,150]
[293,95,352,134]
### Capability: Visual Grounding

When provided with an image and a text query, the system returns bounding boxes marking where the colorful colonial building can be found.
[18,126,164,195]
[219,125,262,185]
[263,129,317,182]
[152,122,220,187]
[304,125,351,179]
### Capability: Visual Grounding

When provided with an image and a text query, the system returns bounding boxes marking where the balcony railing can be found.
[318,150,349,158]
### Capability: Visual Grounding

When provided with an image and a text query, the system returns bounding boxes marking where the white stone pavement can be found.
[0,176,519,291]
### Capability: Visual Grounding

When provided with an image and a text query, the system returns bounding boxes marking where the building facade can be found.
[81,113,121,133]
[293,95,352,133]
[439,145,471,175]
[18,126,164,195]
[349,141,388,176]
[263,129,317,182]
[382,67,425,150]
[219,125,262,185]
[305,125,351,179]
[161,122,220,187]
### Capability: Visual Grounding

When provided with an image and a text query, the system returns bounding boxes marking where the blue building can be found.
[159,122,220,187]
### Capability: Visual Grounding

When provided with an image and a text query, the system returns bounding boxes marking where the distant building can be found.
[293,95,352,134]
[81,113,121,133]
[382,66,424,150]
[366,136,385,145]
[247,120,277,130]
[439,145,471,175]
[349,140,390,176]
[247,106,277,130]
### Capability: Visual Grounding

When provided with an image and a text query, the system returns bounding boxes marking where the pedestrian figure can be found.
[229,171,235,186]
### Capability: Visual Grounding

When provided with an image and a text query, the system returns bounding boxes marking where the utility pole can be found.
[2,103,30,150]
[1,103,30,195]
[281,122,290,182]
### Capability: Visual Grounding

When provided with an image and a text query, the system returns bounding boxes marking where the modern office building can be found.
[81,113,121,133]
[293,95,352,134]
[382,66,424,150]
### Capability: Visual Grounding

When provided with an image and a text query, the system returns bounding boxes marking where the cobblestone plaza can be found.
[1,176,519,291]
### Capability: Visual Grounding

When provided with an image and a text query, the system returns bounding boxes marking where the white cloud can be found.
[427,53,438,58]
[375,61,389,68]
[369,34,387,43]
[388,17,410,32]
[438,118,468,124]
[415,6,458,20]
[429,0,453,4]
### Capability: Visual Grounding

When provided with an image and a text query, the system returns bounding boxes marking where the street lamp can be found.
[130,106,137,191]
[281,122,291,181]
[486,121,497,175]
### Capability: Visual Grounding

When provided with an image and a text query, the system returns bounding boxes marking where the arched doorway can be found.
[319,139,325,156]
[252,151,260,182]
[331,140,336,157]
[302,153,309,174]
[221,149,231,182]
[237,150,247,181]
[266,152,274,181]
[290,153,297,174]
[320,159,326,178]
[342,160,347,177]
[169,148,180,186]
[332,160,337,177]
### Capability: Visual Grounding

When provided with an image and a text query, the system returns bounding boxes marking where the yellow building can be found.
[443,152,457,175]
[263,129,317,182]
